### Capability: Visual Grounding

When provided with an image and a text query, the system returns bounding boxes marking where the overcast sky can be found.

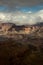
[0,0,43,25]
[0,0,43,6]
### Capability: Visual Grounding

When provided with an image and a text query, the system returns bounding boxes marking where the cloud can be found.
[0,0,43,8]
[0,10,43,25]
[0,0,43,12]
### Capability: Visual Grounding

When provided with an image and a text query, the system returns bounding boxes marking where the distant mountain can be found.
[33,22,43,26]
[0,22,43,39]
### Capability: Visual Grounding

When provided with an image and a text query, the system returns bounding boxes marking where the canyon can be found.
[0,23,43,36]
[0,23,43,65]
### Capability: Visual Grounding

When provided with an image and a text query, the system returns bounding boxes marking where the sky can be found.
[0,0,43,25]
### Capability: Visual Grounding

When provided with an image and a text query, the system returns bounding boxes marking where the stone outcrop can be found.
[0,23,43,36]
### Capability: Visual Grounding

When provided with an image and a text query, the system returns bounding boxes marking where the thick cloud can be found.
[0,0,43,25]
[0,0,43,7]
[0,10,43,25]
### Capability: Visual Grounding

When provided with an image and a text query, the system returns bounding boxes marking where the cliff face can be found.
[0,23,43,39]
[0,23,43,38]
[0,23,43,65]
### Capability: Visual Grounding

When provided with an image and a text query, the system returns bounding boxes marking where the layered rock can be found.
[0,23,43,37]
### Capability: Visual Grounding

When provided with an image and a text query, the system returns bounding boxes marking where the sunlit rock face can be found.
[0,23,43,36]
[23,27,31,34]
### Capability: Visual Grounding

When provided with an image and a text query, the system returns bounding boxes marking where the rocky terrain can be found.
[0,23,43,36]
[0,23,43,65]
